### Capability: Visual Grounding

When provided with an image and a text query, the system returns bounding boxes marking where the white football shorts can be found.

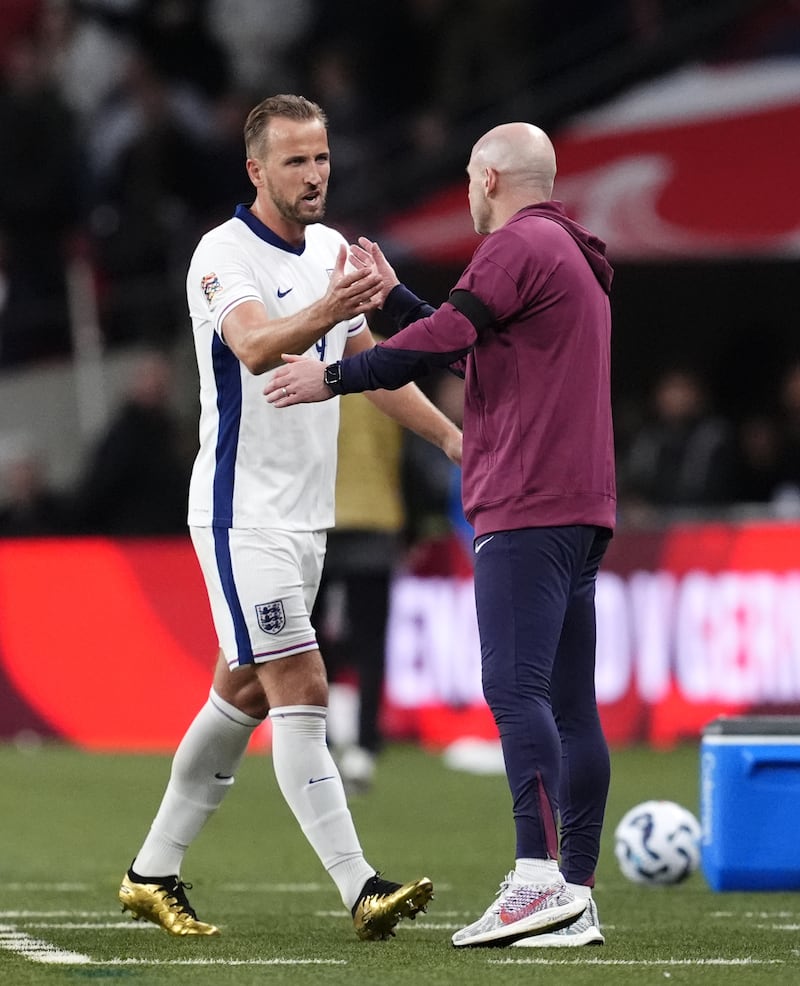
[190,526,326,669]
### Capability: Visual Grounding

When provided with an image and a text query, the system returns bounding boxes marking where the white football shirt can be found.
[186,205,365,531]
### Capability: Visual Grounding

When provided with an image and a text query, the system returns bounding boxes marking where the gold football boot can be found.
[119,870,219,936]
[351,874,434,940]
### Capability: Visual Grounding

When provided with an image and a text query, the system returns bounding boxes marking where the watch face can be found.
[324,364,341,386]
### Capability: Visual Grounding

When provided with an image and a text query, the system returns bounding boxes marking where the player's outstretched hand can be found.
[265,354,333,406]
[323,244,383,322]
[348,237,399,308]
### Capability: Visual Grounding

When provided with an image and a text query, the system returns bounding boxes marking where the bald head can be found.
[467,123,557,233]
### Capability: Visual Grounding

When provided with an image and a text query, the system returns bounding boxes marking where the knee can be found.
[229,677,270,719]
[256,650,329,709]
[482,675,517,719]
[483,675,550,724]
[213,669,269,719]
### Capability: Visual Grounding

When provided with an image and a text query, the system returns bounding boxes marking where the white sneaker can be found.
[451,873,587,948]
[511,896,604,947]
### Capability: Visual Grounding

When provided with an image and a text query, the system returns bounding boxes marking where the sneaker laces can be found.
[492,872,566,917]
[489,872,516,913]
[161,877,198,918]
[351,873,402,916]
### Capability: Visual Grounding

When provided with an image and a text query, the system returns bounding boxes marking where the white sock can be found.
[514,858,561,885]
[133,689,261,876]
[269,705,374,909]
[566,882,593,900]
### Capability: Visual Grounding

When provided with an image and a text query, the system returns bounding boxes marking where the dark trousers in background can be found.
[312,531,398,755]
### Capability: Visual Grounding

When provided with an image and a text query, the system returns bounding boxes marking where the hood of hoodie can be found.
[513,201,614,294]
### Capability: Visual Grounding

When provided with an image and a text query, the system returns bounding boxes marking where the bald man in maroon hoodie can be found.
[267,122,616,950]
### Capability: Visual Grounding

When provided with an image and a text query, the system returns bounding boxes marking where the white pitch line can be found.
[313,909,449,921]
[21,922,155,930]
[711,910,798,919]
[407,909,463,917]
[0,926,92,965]
[220,882,324,893]
[89,959,347,966]
[490,957,786,967]
[1,883,89,892]
[0,922,345,967]
[0,911,115,918]
[396,923,461,931]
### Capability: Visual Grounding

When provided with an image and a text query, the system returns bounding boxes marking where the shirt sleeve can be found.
[346,315,367,337]
[189,241,261,340]
[382,284,437,327]
[339,300,477,393]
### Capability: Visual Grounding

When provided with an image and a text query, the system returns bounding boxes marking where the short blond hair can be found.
[243,94,328,159]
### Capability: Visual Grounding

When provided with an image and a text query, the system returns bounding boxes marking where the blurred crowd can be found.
[2,0,779,367]
[2,0,800,541]
[0,349,193,536]
[614,363,800,526]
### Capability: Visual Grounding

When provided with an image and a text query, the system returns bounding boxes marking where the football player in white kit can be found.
[118,94,462,941]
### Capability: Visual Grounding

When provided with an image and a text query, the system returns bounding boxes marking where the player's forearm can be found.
[262,299,340,370]
[238,300,356,374]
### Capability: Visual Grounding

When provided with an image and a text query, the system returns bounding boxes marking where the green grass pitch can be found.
[1,740,797,986]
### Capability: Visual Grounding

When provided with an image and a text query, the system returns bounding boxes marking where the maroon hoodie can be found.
[337,201,617,537]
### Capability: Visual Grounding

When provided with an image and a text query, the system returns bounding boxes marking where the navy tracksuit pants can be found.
[473,524,612,887]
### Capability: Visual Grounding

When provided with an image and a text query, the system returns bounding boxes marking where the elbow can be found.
[239,347,281,376]
[241,357,269,376]
[246,358,281,375]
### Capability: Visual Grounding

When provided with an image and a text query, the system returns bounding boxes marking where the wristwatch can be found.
[323,361,344,394]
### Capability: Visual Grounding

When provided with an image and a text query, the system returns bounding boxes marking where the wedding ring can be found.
[282,387,288,398]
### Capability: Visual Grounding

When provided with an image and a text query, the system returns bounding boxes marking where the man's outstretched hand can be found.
[264,354,333,406]
[348,237,399,308]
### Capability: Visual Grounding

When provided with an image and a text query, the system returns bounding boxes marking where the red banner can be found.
[0,537,216,750]
[383,525,800,748]
[382,60,800,263]
[2,525,800,751]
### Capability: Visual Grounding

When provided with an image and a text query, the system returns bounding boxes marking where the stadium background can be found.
[3,0,800,751]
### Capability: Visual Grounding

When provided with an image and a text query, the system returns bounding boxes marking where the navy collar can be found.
[234,204,306,255]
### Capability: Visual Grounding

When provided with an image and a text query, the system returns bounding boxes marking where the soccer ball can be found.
[614,800,701,886]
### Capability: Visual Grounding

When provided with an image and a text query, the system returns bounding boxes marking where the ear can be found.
[246,158,263,188]
[484,167,498,195]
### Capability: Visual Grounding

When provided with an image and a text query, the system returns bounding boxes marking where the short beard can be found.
[268,181,326,226]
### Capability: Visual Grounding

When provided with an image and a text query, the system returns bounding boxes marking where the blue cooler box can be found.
[701,716,800,891]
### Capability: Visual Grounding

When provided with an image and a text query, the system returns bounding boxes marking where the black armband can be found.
[448,289,494,333]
